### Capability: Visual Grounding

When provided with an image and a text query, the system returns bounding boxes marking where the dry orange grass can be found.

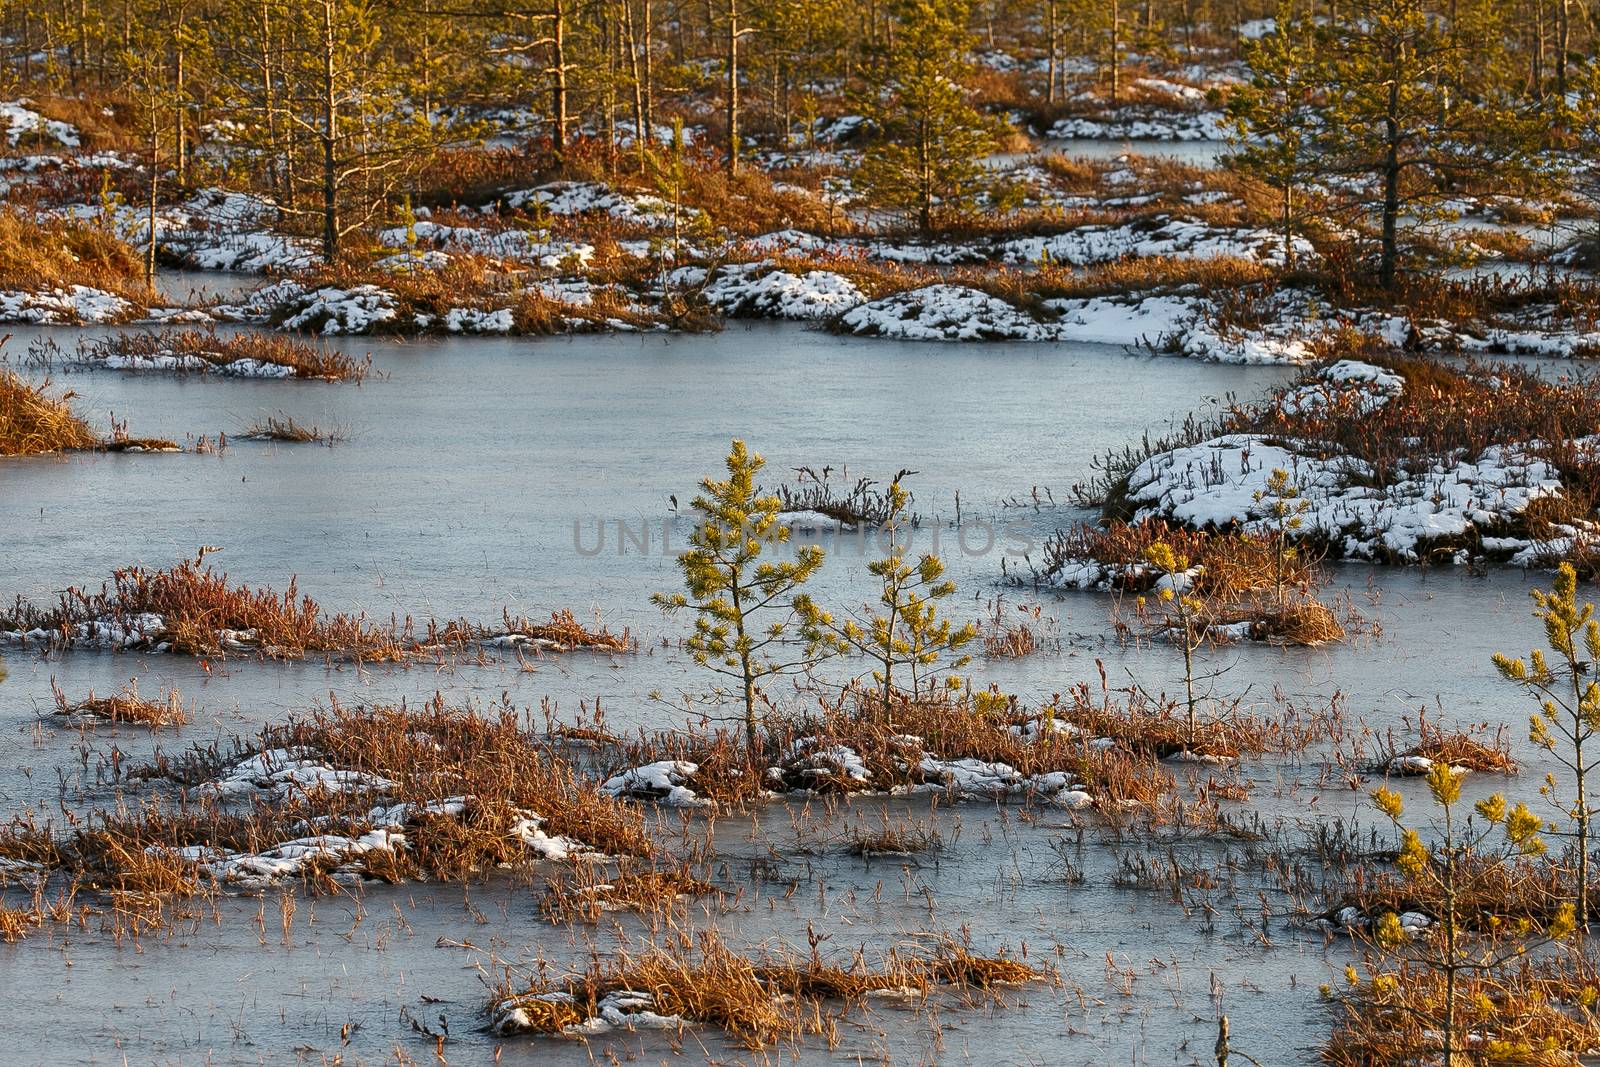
[68,330,371,382]
[1324,855,1570,933]
[0,210,142,294]
[1043,519,1347,646]
[606,686,1178,810]
[242,698,654,873]
[11,699,654,907]
[492,928,1043,1047]
[1326,950,1600,1065]
[1045,680,1341,761]
[1382,715,1519,775]
[0,369,100,455]
[6,552,411,660]
[540,862,718,923]
[496,609,635,652]
[52,678,189,729]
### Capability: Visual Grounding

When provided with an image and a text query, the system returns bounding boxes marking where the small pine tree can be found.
[1253,467,1309,607]
[1366,768,1570,1064]
[397,193,419,266]
[1143,540,1206,746]
[1224,2,1322,271]
[1493,562,1600,930]
[1313,0,1537,288]
[855,0,995,234]
[801,482,977,708]
[654,440,827,746]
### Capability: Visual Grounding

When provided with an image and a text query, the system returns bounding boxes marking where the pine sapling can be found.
[1144,540,1206,747]
[654,440,828,747]
[1366,767,1570,1064]
[1493,562,1600,930]
[1253,467,1308,608]
[801,481,977,708]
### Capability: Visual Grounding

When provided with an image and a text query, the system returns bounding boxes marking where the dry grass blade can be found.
[541,863,719,923]
[52,677,189,729]
[0,368,100,456]
[0,210,142,294]
[46,330,371,382]
[492,928,1045,1047]
[238,413,348,444]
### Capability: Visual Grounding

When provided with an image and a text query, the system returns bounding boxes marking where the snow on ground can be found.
[504,180,700,229]
[93,348,297,378]
[998,216,1312,268]
[838,285,1057,341]
[1124,432,1566,561]
[2,613,169,650]
[0,100,79,147]
[271,282,399,334]
[701,262,865,320]
[601,761,706,806]
[493,990,685,1037]
[60,188,317,273]
[1459,307,1600,358]
[1043,293,1201,346]
[439,306,516,333]
[1131,77,1210,103]
[1046,110,1228,141]
[1279,359,1405,415]
[0,286,133,325]
[906,756,1088,806]
[190,748,397,802]
[378,221,593,268]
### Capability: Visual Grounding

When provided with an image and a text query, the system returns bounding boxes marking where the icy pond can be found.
[0,298,1579,1064]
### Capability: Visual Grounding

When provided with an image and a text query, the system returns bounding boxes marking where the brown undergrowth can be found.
[0,369,100,455]
[2,553,631,660]
[3,699,654,916]
[490,927,1045,1047]
[51,678,189,729]
[1325,949,1600,1065]
[1078,351,1600,568]
[1039,519,1347,646]
[37,330,372,382]
[600,685,1243,809]
[540,862,719,923]
[0,210,143,295]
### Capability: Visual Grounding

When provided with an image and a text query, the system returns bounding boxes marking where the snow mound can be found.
[838,285,1056,341]
[999,216,1312,268]
[601,761,707,806]
[0,286,133,325]
[702,263,865,320]
[0,100,79,147]
[1125,432,1564,561]
[379,221,593,268]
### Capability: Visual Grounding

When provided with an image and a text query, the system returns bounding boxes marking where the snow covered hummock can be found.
[1124,432,1564,562]
[701,262,866,320]
[0,286,133,325]
[838,285,1056,341]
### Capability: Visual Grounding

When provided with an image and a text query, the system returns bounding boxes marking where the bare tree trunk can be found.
[1046,0,1057,105]
[1559,0,1572,98]
[1380,105,1400,289]
[550,0,568,162]
[173,36,187,186]
[1112,3,1123,98]
[641,0,654,132]
[725,0,739,175]
[320,0,339,263]
[145,97,159,289]
[624,0,646,168]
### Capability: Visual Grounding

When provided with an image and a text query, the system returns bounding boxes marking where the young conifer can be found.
[654,440,827,747]
[801,482,977,708]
